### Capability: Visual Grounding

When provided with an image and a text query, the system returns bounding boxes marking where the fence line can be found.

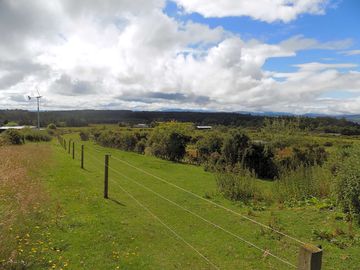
[85,149,296,268]
[58,137,324,269]
[90,145,306,246]
[110,179,220,269]
[80,149,220,269]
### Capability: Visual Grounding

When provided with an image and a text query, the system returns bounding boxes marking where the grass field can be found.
[1,136,360,269]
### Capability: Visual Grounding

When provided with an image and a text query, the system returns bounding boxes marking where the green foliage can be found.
[134,138,147,154]
[147,122,191,161]
[215,170,259,203]
[4,121,19,127]
[2,129,23,145]
[336,146,360,220]
[47,123,57,130]
[79,130,89,141]
[221,130,250,165]
[23,130,52,142]
[195,132,223,161]
[94,129,149,153]
[220,130,278,179]
[273,165,332,202]
[274,144,328,172]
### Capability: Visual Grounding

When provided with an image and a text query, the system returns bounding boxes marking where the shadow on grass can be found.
[108,197,126,207]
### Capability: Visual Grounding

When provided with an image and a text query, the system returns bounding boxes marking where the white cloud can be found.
[173,0,329,23]
[340,50,360,56]
[1,0,360,114]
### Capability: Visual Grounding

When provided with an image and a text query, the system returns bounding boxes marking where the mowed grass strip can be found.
[58,136,300,269]
[62,134,360,269]
[2,137,359,269]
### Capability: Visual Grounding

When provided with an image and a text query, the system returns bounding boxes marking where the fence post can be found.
[297,244,322,270]
[64,138,66,150]
[72,142,75,159]
[81,145,84,169]
[68,140,71,154]
[104,154,110,199]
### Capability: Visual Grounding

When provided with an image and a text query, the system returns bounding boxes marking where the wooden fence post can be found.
[81,145,84,169]
[104,154,110,199]
[297,244,322,270]
[64,138,66,150]
[72,142,75,159]
[68,140,71,154]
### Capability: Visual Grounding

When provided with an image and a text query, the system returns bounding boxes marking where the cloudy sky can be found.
[1,0,360,114]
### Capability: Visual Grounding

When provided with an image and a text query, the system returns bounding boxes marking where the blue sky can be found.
[165,0,360,74]
[1,0,360,114]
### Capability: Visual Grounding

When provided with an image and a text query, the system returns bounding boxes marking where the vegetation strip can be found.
[91,145,306,246]
[84,144,297,267]
[108,176,220,270]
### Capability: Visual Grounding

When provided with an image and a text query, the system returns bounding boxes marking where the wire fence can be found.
[56,136,323,269]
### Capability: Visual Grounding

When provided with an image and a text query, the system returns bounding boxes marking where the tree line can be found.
[2,109,360,135]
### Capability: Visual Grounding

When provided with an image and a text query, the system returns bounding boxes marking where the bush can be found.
[79,131,89,141]
[134,138,147,154]
[336,147,360,221]
[47,123,57,130]
[195,133,223,161]
[221,130,250,165]
[147,122,191,161]
[215,170,259,203]
[23,130,51,142]
[273,165,332,203]
[2,129,23,145]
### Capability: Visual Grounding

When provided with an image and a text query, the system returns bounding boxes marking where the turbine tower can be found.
[27,89,42,129]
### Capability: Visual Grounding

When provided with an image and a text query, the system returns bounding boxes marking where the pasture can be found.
[2,132,359,269]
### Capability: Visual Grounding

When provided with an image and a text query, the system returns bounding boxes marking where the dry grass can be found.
[0,144,51,265]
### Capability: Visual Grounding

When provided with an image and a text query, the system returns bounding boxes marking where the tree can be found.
[147,122,191,161]
[196,133,223,160]
[222,130,250,165]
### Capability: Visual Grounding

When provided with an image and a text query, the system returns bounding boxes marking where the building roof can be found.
[196,125,212,129]
[0,126,36,130]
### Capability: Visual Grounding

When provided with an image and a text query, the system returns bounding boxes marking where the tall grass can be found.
[23,129,51,142]
[273,165,332,203]
[215,169,262,203]
[0,144,50,268]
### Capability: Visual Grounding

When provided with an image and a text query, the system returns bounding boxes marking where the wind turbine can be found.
[27,89,42,129]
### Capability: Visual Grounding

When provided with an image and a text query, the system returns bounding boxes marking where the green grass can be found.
[8,135,359,269]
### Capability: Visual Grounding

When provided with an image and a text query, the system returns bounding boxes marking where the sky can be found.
[0,0,360,114]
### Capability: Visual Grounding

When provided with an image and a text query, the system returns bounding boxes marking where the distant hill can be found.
[342,115,360,123]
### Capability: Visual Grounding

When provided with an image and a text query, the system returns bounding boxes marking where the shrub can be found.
[215,170,259,203]
[79,131,89,141]
[23,130,51,142]
[147,122,191,161]
[134,138,147,154]
[195,133,223,161]
[221,130,250,165]
[274,144,328,172]
[47,123,57,130]
[336,147,360,221]
[273,165,332,203]
[2,129,23,145]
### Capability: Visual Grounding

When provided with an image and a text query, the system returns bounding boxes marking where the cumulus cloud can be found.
[173,0,329,23]
[0,0,359,114]
[340,50,360,56]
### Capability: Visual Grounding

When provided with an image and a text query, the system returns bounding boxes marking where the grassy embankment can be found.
[1,136,360,269]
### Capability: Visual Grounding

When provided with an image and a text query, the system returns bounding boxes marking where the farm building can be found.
[0,126,36,133]
[133,123,149,128]
[196,125,212,130]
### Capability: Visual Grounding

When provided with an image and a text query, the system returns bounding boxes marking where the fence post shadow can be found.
[108,197,126,207]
